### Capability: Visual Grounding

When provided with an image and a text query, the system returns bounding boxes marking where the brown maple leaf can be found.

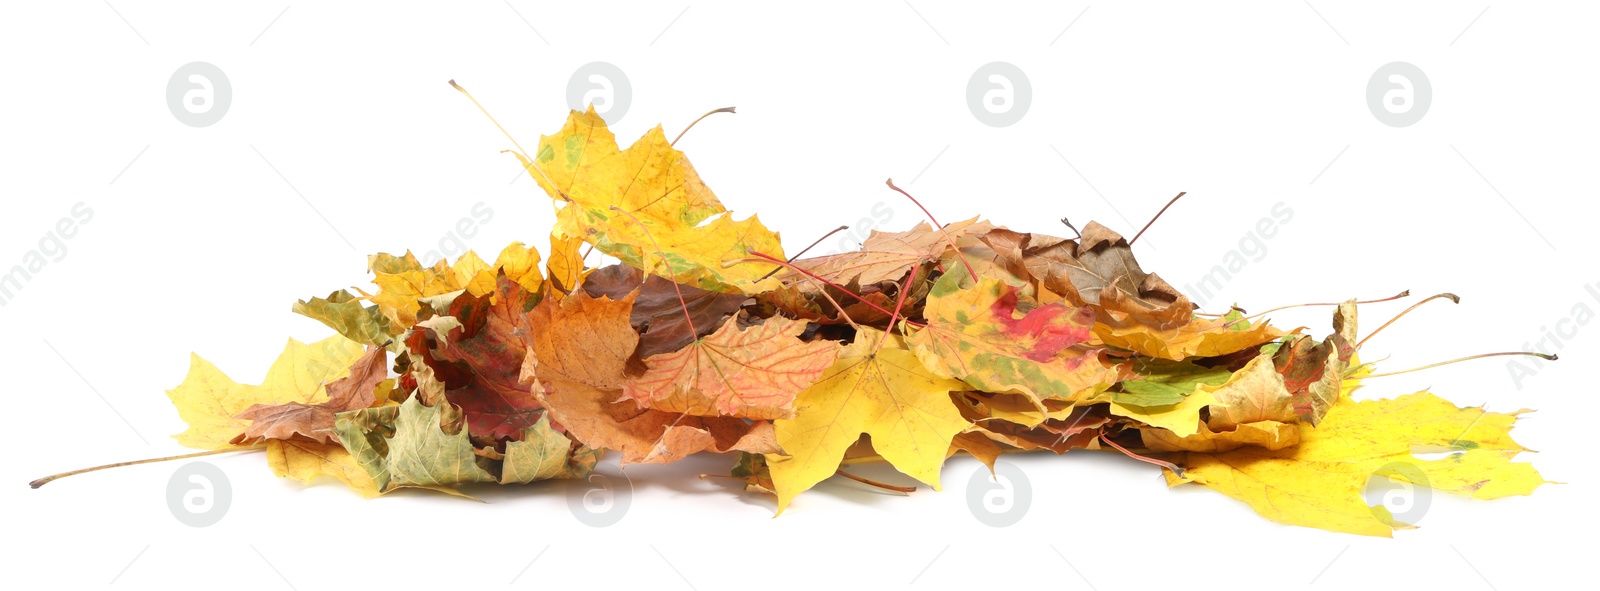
[580,263,748,358]
[981,223,1192,330]
[519,290,779,463]
[230,346,389,445]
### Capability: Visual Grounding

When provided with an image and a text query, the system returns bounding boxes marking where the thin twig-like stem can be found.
[1217,290,1412,326]
[30,446,265,489]
[1360,351,1557,379]
[1129,191,1186,245]
[1099,435,1184,478]
[671,106,736,146]
[742,251,928,328]
[610,206,698,337]
[1355,293,1459,349]
[885,179,977,282]
[758,225,849,281]
[450,79,566,200]
[835,469,916,494]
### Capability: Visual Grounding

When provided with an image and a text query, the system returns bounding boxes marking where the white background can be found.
[3,2,1595,590]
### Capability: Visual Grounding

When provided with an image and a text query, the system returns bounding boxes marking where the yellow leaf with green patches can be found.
[907,272,1123,418]
[515,107,784,294]
[1165,391,1547,536]
[266,439,382,498]
[1109,388,1220,438]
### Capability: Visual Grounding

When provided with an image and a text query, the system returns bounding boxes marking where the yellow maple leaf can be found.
[1107,388,1220,438]
[464,242,544,297]
[167,336,367,449]
[1094,311,1283,361]
[1165,391,1547,536]
[767,328,969,514]
[367,243,546,329]
[1141,420,1298,453]
[545,233,589,297]
[265,439,382,498]
[515,107,784,294]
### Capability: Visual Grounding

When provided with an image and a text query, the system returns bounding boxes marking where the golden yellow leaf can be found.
[1165,391,1547,536]
[1094,311,1283,361]
[1107,388,1220,438]
[545,233,589,297]
[767,328,969,514]
[1141,420,1298,453]
[266,439,382,498]
[963,391,1076,427]
[367,253,466,329]
[464,242,544,297]
[516,107,784,294]
[167,336,367,449]
[949,430,1005,473]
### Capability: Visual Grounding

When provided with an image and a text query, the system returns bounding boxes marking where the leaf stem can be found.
[835,469,916,494]
[1355,293,1459,349]
[670,106,736,147]
[874,263,922,355]
[1359,351,1556,379]
[1129,191,1185,246]
[758,225,849,281]
[609,205,698,338]
[885,179,978,282]
[29,445,266,489]
[1214,290,1412,324]
[1059,217,1081,240]
[1099,435,1184,478]
[743,251,927,328]
[449,79,566,200]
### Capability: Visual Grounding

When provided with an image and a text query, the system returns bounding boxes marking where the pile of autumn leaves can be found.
[163,108,1545,536]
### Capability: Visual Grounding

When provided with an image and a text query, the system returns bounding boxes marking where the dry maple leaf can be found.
[581,263,747,358]
[517,107,784,293]
[408,273,545,440]
[1094,308,1284,361]
[1167,391,1546,536]
[775,217,992,292]
[229,346,389,445]
[767,328,969,513]
[520,290,779,463]
[907,271,1124,421]
[1203,353,1301,430]
[166,336,367,450]
[981,223,1192,330]
[622,315,841,420]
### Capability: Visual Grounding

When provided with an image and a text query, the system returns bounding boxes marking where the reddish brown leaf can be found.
[581,263,749,358]
[231,346,389,445]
